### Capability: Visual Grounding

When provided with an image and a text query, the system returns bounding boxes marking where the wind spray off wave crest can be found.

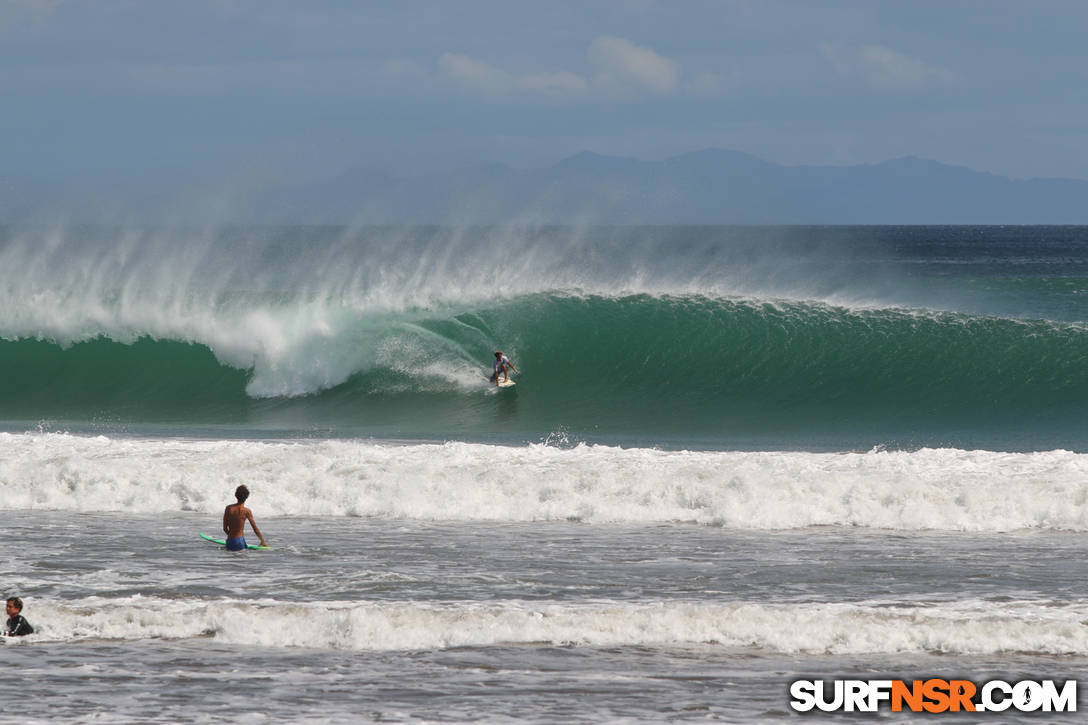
[4,225,1088,448]
[0,224,760,401]
[0,225,557,397]
[0,222,953,352]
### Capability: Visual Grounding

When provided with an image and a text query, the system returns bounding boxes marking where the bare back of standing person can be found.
[222,485,268,550]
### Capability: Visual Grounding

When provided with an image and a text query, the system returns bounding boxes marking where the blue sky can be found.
[3,0,1087,186]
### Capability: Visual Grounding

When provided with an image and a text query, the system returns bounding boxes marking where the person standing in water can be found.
[490,350,519,385]
[222,485,269,551]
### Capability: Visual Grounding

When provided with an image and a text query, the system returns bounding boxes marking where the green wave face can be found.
[2,224,1086,448]
[3,294,1087,449]
[0,337,252,421]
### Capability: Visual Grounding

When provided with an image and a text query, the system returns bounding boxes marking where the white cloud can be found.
[587,35,679,95]
[438,53,588,98]
[821,43,957,90]
[438,53,514,94]
[519,69,589,96]
[434,36,702,101]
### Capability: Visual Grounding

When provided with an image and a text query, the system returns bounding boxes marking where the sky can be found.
[3,0,1088,188]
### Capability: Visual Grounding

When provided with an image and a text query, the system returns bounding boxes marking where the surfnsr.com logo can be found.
[789,679,1077,713]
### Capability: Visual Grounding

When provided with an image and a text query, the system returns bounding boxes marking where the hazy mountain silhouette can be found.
[5,149,1088,223]
[245,149,1088,224]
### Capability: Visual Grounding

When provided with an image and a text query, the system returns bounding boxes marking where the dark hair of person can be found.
[235,485,250,503]
[6,597,23,610]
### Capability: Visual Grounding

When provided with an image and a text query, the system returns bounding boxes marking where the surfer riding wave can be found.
[489,350,519,385]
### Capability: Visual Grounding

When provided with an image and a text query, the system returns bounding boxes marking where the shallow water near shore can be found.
[4,510,1088,722]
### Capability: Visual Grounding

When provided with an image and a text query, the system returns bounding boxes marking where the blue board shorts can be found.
[225,536,247,551]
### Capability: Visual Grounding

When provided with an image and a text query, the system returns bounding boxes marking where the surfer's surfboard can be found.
[199,532,274,550]
[484,373,517,388]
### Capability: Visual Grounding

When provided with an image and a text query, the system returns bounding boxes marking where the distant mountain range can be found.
[5,149,1088,224]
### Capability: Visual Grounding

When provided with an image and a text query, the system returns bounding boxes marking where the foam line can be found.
[4,433,1088,531]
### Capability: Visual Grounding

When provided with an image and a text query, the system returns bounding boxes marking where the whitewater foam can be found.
[23,596,1088,655]
[4,432,1088,531]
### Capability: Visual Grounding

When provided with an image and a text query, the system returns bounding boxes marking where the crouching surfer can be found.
[223,485,269,551]
[489,350,519,385]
